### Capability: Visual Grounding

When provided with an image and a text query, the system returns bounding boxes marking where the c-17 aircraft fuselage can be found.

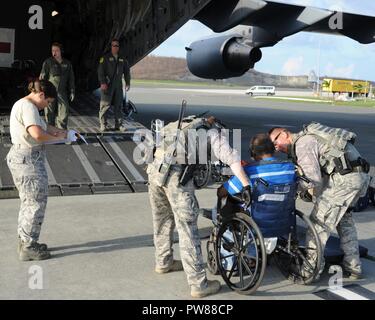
[0,0,374,105]
[0,0,211,102]
[187,0,375,79]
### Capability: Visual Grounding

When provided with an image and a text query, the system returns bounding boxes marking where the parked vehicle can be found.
[245,86,276,96]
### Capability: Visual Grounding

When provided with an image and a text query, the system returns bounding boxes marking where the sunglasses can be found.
[112,44,120,47]
[272,130,286,144]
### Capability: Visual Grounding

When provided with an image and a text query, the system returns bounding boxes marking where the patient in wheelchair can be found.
[212,133,297,267]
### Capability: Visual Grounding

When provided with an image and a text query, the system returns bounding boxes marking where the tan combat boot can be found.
[155,260,184,274]
[344,269,363,280]
[18,238,48,254]
[19,242,51,261]
[191,280,221,298]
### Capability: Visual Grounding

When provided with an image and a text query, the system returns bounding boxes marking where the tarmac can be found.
[1,87,374,300]
[1,187,374,300]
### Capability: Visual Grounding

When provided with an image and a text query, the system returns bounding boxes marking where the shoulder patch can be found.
[99,57,104,64]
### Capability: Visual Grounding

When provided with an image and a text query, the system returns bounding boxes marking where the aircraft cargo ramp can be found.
[0,94,148,199]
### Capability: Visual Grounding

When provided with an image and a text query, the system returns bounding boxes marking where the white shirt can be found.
[9,98,47,147]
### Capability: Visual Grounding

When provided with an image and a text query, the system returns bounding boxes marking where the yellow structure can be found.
[322,78,370,95]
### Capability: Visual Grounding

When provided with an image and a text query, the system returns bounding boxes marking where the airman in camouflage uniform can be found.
[269,123,370,280]
[40,42,75,129]
[8,146,49,254]
[97,39,131,132]
[7,79,67,261]
[148,116,251,298]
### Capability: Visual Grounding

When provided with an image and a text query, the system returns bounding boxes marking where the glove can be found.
[299,190,313,202]
[241,185,252,209]
[70,91,75,102]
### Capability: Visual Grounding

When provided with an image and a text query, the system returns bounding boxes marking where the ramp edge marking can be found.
[45,158,58,185]
[105,137,146,182]
[72,145,101,184]
[327,287,369,300]
[96,136,135,193]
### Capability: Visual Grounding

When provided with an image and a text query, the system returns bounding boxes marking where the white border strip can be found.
[72,145,101,183]
[249,170,295,179]
[105,137,146,182]
[328,287,369,300]
[228,180,241,193]
[45,159,58,185]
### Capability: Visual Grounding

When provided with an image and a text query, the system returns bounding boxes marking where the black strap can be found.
[288,143,298,164]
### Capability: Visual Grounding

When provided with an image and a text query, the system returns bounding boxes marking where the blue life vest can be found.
[223,158,297,237]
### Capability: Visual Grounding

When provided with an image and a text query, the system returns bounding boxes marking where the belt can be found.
[152,160,184,172]
[12,144,46,152]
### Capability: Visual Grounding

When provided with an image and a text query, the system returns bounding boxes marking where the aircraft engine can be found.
[186,35,262,79]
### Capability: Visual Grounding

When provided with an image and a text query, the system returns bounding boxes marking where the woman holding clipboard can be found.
[7,79,66,261]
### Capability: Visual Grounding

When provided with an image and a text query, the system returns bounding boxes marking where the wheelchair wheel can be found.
[123,100,137,119]
[273,209,322,285]
[193,164,211,189]
[206,230,219,275]
[216,212,267,295]
[369,187,375,206]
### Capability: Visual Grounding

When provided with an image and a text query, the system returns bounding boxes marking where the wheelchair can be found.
[122,98,137,120]
[206,178,322,295]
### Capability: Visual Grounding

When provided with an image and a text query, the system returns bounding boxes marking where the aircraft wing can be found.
[187,0,375,79]
[195,0,375,45]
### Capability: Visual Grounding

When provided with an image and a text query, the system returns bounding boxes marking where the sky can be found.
[151,0,375,81]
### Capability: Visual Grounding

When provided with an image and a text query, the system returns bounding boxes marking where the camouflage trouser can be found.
[45,92,70,129]
[6,146,49,244]
[306,171,370,274]
[147,164,207,290]
[99,85,124,127]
